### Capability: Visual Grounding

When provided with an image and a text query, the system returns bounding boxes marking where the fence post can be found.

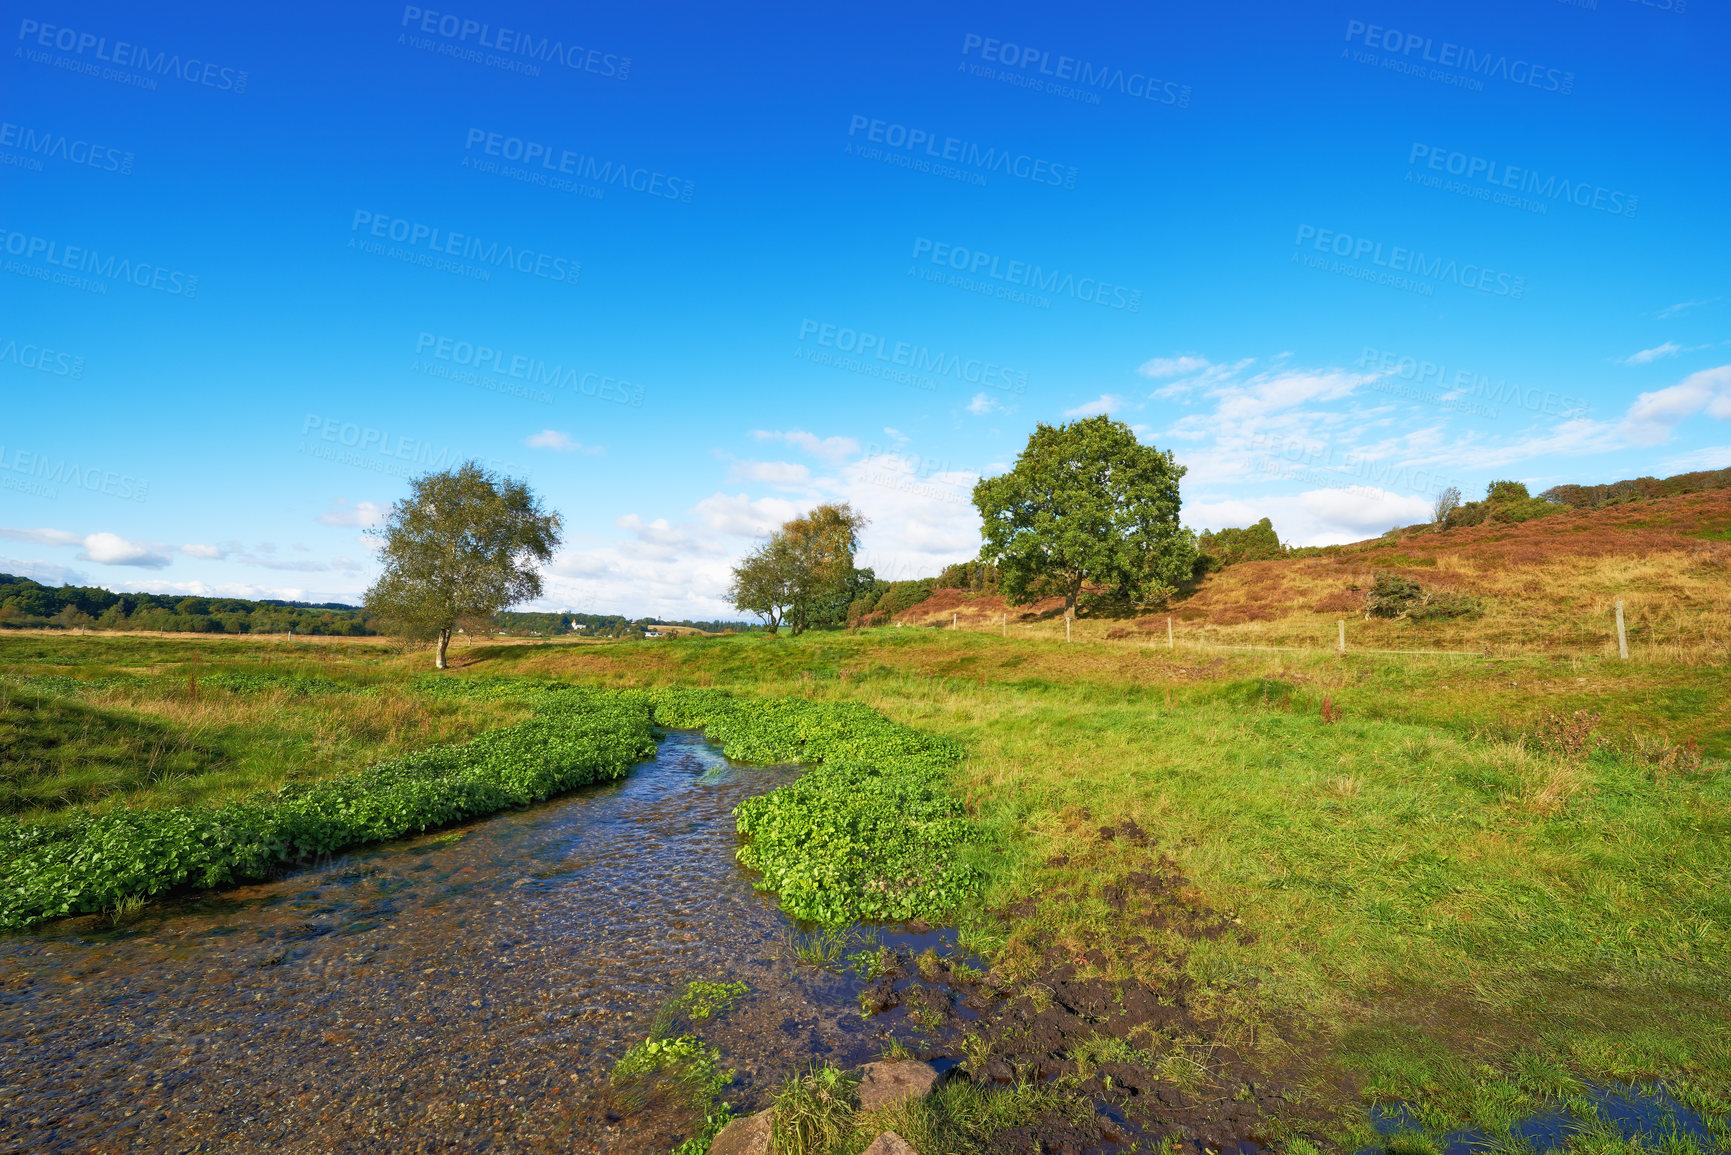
[1001,612,1006,637]
[1337,620,1346,655]
[1066,614,1072,644]
[1167,615,1174,650]
[1615,598,1628,660]
[952,612,957,630]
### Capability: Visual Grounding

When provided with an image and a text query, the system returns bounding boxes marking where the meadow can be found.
[2,616,1725,1152]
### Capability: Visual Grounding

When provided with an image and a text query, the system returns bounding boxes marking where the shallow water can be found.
[0,731,924,1153]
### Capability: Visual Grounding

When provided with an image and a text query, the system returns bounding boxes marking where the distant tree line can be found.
[1538,466,1731,510]
[0,575,374,634]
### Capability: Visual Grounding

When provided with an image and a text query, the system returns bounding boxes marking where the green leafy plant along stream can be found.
[0,711,975,1153]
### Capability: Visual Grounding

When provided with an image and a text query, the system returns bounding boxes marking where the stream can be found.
[0,731,934,1153]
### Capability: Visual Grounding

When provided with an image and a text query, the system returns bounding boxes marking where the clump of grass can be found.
[773,1064,857,1154]
[785,925,855,971]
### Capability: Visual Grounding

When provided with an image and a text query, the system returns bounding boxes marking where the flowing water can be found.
[0,731,930,1153]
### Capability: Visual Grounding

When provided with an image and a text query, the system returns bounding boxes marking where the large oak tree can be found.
[364,462,562,669]
[972,416,1195,617]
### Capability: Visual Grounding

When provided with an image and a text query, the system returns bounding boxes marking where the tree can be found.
[781,504,869,634]
[1431,486,1462,524]
[1197,518,1283,570]
[727,503,868,635]
[54,605,95,632]
[363,462,562,669]
[727,536,796,632]
[972,416,1195,618]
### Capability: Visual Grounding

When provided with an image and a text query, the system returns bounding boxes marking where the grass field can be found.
[2,618,1726,1151]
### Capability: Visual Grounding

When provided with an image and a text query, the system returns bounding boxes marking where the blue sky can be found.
[2,0,1726,617]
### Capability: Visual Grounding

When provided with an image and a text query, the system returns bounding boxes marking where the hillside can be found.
[890,488,1731,661]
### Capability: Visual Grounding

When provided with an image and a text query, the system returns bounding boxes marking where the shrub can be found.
[1363,572,1482,621]
[935,560,999,593]
[1486,480,1531,502]
[874,579,936,619]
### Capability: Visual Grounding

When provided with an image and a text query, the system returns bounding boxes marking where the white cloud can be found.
[1064,394,1122,418]
[0,527,82,547]
[1184,489,1432,547]
[750,428,859,463]
[882,427,909,443]
[1659,445,1731,473]
[1621,341,1682,365]
[1138,354,1213,379]
[181,543,227,559]
[0,557,88,585]
[0,528,173,568]
[692,492,807,537]
[79,532,174,568]
[728,459,812,486]
[1618,365,1731,446]
[316,499,391,528]
[967,392,1000,415]
[525,430,603,454]
[1656,299,1713,320]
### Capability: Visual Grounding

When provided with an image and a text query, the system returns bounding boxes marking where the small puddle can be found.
[0,731,945,1153]
[1366,1084,1718,1155]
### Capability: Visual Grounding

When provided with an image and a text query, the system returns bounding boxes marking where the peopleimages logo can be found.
[1344,20,1574,95]
[298,414,533,481]
[398,6,629,79]
[1293,225,1525,299]
[0,121,133,174]
[845,115,1078,189]
[462,129,692,203]
[15,18,249,92]
[0,445,148,502]
[413,332,646,407]
[0,337,84,378]
[796,319,1029,394]
[959,34,1191,107]
[0,228,198,296]
[1358,347,1589,418]
[910,238,1141,312]
[1407,144,1636,219]
[348,211,580,285]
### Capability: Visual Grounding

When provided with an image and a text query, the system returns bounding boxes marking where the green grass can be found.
[0,683,658,927]
[0,665,532,818]
[0,683,229,813]
[3,630,1727,1153]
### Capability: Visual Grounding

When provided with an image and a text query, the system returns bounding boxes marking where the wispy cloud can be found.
[1064,394,1122,418]
[1618,365,1731,446]
[316,499,391,527]
[1656,299,1714,320]
[749,428,859,463]
[1621,341,1682,365]
[525,430,604,454]
[727,459,812,486]
[1138,354,1213,378]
